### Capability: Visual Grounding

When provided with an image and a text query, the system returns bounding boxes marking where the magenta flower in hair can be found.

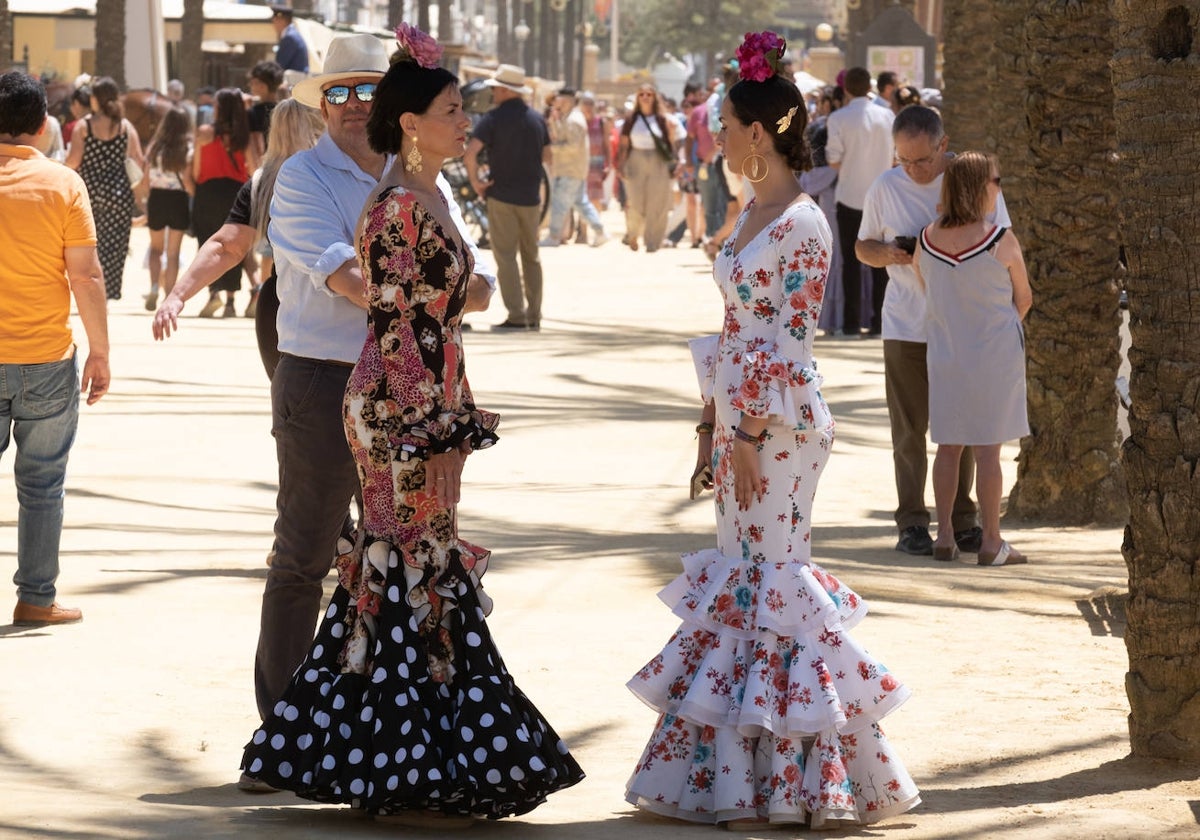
[396,22,443,69]
[735,31,787,83]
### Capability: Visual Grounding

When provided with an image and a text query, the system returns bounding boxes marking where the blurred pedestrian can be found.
[0,71,110,626]
[579,91,611,210]
[542,87,609,248]
[192,87,257,318]
[466,64,550,330]
[65,76,142,300]
[826,66,894,337]
[141,105,194,310]
[270,5,310,75]
[247,60,285,162]
[616,84,680,252]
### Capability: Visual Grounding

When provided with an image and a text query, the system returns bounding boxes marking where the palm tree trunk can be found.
[437,0,452,41]
[940,0,995,154]
[1005,1,1125,524]
[0,0,12,74]
[418,0,431,34]
[989,0,1032,237]
[179,0,204,103]
[1113,0,1200,761]
[387,0,404,29]
[94,0,126,87]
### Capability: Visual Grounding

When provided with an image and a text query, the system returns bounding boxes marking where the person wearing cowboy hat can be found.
[465,64,551,330]
[242,33,495,792]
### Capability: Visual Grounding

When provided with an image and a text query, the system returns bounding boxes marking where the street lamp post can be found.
[514,19,531,71]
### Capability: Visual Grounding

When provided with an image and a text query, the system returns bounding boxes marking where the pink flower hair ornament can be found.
[735,31,787,83]
[395,22,443,69]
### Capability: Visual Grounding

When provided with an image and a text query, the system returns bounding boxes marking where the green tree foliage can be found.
[618,0,779,70]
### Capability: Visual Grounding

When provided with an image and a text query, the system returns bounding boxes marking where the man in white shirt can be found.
[857,106,1010,557]
[826,66,895,337]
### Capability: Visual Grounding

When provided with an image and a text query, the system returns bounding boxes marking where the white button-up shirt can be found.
[825,96,896,211]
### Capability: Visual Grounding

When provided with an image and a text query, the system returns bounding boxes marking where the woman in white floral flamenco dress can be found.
[625,32,921,830]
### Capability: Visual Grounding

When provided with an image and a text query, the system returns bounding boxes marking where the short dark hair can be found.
[557,87,577,99]
[250,60,285,92]
[844,67,871,97]
[270,5,294,20]
[877,71,899,90]
[366,55,459,155]
[0,72,47,137]
[726,74,811,172]
[893,104,943,142]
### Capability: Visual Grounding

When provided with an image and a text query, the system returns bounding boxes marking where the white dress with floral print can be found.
[625,199,921,827]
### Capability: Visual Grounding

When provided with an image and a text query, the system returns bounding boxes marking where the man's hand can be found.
[464,273,493,313]
[80,353,110,405]
[856,238,913,268]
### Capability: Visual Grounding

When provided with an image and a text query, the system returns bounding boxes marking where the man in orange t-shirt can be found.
[0,71,110,626]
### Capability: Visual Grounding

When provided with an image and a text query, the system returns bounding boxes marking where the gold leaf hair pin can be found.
[776,105,798,134]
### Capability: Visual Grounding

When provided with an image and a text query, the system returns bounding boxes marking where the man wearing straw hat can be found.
[244,34,494,792]
[465,64,551,330]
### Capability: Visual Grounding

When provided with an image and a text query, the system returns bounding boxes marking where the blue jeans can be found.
[0,356,80,607]
[547,175,605,239]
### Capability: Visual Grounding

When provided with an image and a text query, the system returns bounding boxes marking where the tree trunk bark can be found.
[437,0,452,42]
[1114,0,1200,761]
[940,0,995,154]
[0,0,12,74]
[1006,1,1125,524]
[418,0,431,34]
[94,0,126,87]
[179,0,204,104]
[989,0,1032,239]
[387,0,404,29]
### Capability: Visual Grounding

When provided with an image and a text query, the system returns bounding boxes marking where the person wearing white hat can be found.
[243,33,495,795]
[465,64,551,330]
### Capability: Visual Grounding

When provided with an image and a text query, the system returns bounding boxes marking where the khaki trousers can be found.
[883,339,978,532]
[486,197,543,325]
[623,149,672,250]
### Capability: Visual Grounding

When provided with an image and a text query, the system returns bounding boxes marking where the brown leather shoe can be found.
[13,601,83,626]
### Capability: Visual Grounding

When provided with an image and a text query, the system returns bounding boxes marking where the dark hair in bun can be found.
[726,75,811,173]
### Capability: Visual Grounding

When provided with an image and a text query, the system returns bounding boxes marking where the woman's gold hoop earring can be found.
[742,141,768,183]
[405,135,423,174]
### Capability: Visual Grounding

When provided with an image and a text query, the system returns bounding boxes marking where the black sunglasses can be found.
[323,83,377,106]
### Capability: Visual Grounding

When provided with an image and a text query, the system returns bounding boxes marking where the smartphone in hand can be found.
[894,235,917,255]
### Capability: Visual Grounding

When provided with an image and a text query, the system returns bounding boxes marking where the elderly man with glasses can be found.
[242,36,494,793]
[855,106,1010,559]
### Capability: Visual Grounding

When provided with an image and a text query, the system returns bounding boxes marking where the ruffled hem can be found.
[242,556,584,817]
[627,617,910,738]
[625,714,920,827]
[660,549,867,640]
[399,407,500,460]
[730,349,831,431]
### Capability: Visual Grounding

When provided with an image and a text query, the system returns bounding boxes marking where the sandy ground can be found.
[1,209,1197,839]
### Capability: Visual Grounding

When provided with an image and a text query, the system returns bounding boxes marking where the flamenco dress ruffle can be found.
[625,550,920,827]
[242,412,584,817]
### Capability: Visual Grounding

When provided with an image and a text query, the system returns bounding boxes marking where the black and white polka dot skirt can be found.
[241,542,585,818]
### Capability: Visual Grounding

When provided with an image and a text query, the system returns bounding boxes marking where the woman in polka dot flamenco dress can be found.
[624,33,920,830]
[241,27,584,827]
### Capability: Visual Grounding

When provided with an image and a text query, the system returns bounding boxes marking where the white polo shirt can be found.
[825,96,896,210]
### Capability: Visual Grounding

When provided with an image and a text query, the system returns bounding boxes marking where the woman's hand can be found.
[732,438,764,511]
[425,448,466,508]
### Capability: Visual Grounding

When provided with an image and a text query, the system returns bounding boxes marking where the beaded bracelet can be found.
[732,426,762,445]
[695,422,714,436]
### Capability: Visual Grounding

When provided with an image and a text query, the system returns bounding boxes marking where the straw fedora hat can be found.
[291,33,389,109]
[484,64,532,95]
